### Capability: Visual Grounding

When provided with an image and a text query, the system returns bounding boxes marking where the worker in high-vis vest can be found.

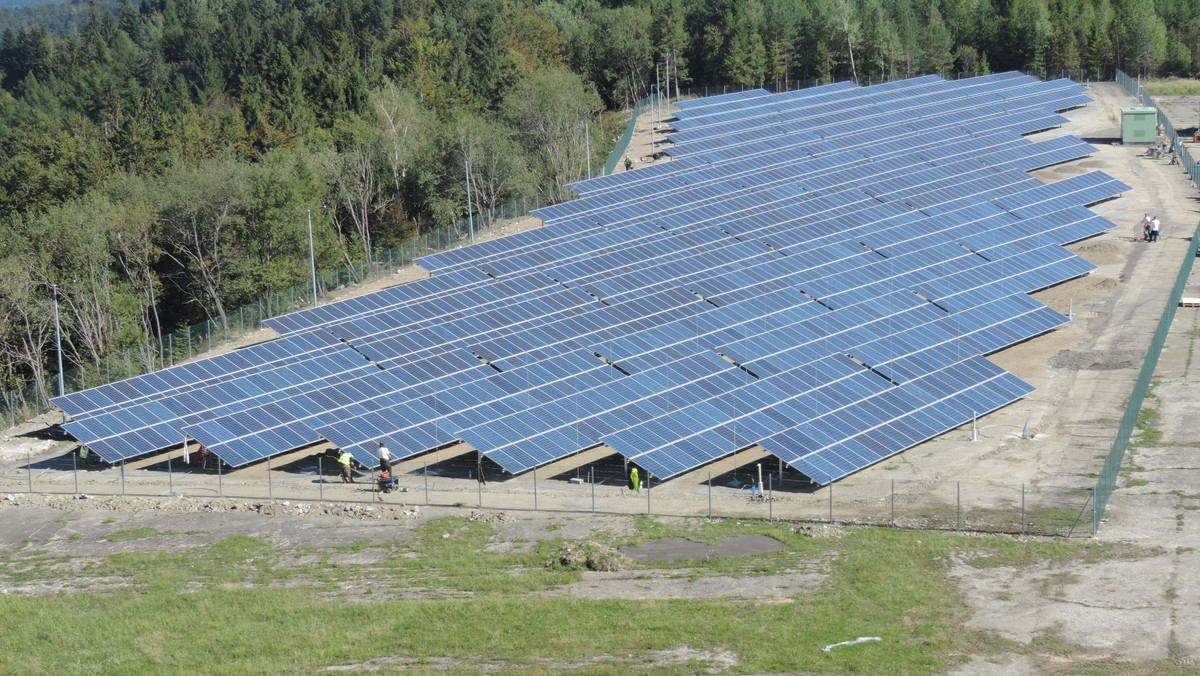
[338,450,355,483]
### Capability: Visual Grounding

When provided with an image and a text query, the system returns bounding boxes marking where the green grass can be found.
[104,527,168,542]
[0,516,1148,674]
[1142,79,1200,96]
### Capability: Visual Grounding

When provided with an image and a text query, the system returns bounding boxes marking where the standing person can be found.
[377,441,392,475]
[1141,213,1152,240]
[1151,217,1162,242]
[338,449,356,483]
[630,466,640,493]
[624,157,633,172]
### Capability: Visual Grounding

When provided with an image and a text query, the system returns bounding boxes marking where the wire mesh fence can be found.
[2,452,1096,537]
[1091,71,1200,534]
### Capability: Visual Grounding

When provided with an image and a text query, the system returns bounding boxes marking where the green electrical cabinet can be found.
[1121,107,1157,144]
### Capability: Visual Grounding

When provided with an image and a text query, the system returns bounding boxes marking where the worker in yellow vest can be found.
[338,450,356,483]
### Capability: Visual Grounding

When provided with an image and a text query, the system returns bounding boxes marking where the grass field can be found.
[1142,79,1200,96]
[0,515,1153,674]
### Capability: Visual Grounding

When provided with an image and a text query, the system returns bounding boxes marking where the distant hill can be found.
[0,0,119,35]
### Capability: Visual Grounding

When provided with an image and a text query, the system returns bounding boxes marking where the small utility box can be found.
[1121,107,1157,143]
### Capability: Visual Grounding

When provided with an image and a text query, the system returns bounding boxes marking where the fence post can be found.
[891,479,895,528]
[26,448,32,493]
[646,473,651,514]
[218,457,222,497]
[424,459,429,506]
[708,471,712,518]
[591,466,595,513]
[532,466,537,511]
[72,448,78,494]
[828,475,833,523]
[121,457,125,495]
[1021,484,1025,536]
[267,455,272,501]
[768,474,773,522]
[168,449,173,496]
[957,481,961,531]
[319,457,323,502]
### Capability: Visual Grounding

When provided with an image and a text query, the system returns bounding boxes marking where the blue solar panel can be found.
[55,73,1125,483]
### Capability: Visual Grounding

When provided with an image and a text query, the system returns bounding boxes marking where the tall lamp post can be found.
[48,279,73,407]
[306,207,325,309]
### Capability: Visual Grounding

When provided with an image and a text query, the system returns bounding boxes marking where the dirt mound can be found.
[791,524,849,538]
[1071,240,1123,266]
[546,541,632,572]
[468,510,514,524]
[1049,349,1143,371]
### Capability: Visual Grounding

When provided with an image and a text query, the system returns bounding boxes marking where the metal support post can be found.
[72,449,78,494]
[533,466,537,511]
[168,450,173,496]
[1021,484,1025,536]
[121,458,125,495]
[217,456,222,497]
[27,448,32,493]
[646,473,651,514]
[267,456,272,501]
[891,479,895,527]
[319,457,323,502]
[971,412,978,441]
[828,475,833,524]
[957,481,961,530]
[591,467,595,513]
[424,459,429,506]
[768,474,773,522]
[708,472,712,518]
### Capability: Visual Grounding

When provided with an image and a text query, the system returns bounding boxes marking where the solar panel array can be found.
[54,73,1127,485]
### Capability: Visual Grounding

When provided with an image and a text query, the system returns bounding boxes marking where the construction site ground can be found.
[3,82,1200,672]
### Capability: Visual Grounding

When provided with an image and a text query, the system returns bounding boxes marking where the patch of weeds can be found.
[105,527,168,542]
[1165,587,1178,600]
[545,521,564,532]
[883,465,898,471]
[101,519,114,524]
[68,534,83,541]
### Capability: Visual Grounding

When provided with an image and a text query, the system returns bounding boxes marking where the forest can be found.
[0,0,1190,404]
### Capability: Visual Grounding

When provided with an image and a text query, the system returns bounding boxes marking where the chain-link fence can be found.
[1088,70,1200,534]
[2,451,1095,537]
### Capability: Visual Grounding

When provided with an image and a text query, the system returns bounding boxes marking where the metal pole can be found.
[1021,484,1025,536]
[73,448,78,494]
[217,455,222,497]
[121,457,125,495]
[532,465,537,511]
[828,475,833,523]
[708,471,712,518]
[307,209,318,309]
[646,472,651,514]
[465,160,475,246]
[585,122,591,180]
[768,474,773,522]
[168,449,173,495]
[591,466,595,513]
[27,448,32,493]
[52,284,65,398]
[267,455,272,501]
[424,459,429,506]
[319,457,323,502]
[891,479,895,527]
[957,481,961,530]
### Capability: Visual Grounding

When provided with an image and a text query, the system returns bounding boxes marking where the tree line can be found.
[0,0,1189,403]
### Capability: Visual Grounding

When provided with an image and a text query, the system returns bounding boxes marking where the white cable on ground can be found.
[822,637,882,652]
